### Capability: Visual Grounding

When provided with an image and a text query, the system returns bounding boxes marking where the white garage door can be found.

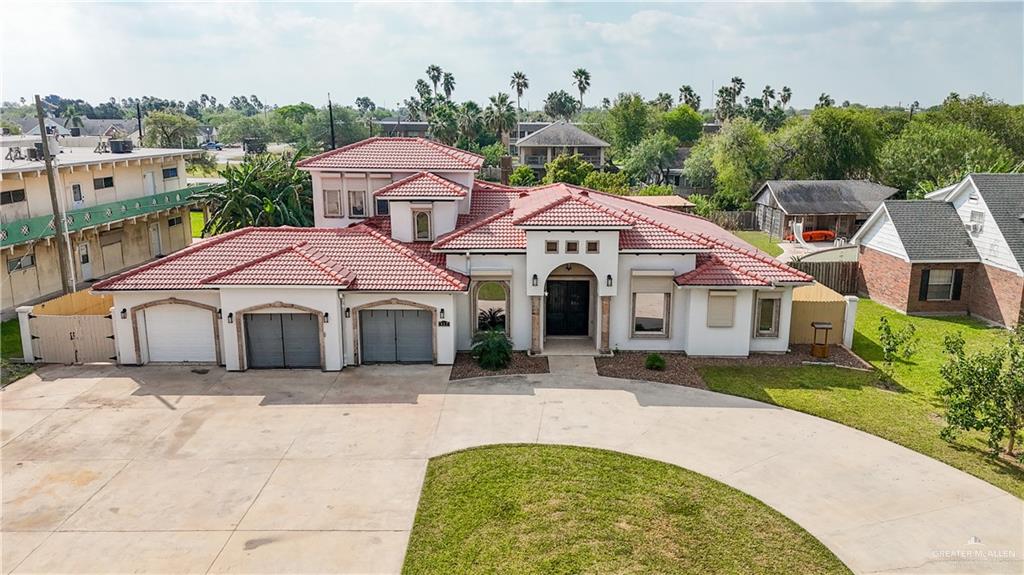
[145,304,216,362]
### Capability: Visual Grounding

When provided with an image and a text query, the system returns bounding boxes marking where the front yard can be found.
[1,319,34,387]
[701,299,1023,498]
[403,445,850,575]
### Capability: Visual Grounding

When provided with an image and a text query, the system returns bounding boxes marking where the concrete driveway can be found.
[2,365,1021,575]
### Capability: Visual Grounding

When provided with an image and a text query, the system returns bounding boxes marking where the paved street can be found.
[1,364,1021,574]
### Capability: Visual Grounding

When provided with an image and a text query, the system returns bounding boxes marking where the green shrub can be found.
[508,165,537,186]
[472,329,513,370]
[645,353,666,371]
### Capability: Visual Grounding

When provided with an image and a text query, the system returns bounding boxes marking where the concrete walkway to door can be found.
[1,364,1021,575]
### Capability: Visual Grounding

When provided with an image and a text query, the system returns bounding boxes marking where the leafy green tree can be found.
[143,111,199,148]
[575,109,613,144]
[572,68,591,109]
[582,171,629,194]
[478,142,505,168]
[877,120,1013,194]
[428,101,459,145]
[620,131,680,185]
[542,153,594,185]
[714,77,745,121]
[681,136,717,188]
[806,107,880,179]
[607,93,650,153]
[268,104,314,144]
[508,165,537,186]
[679,85,701,111]
[196,152,313,235]
[543,90,580,121]
[456,101,483,144]
[940,327,1024,459]
[218,115,271,146]
[927,93,1024,158]
[876,315,918,383]
[442,72,456,99]
[301,107,369,151]
[816,93,835,109]
[659,104,703,145]
[635,184,675,196]
[711,118,770,208]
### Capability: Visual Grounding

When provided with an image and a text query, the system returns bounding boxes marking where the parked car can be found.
[200,141,223,151]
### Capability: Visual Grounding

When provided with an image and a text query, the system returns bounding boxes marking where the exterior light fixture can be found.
[564,263,573,271]
[344,307,351,318]
[227,312,234,324]
[323,312,329,323]
[120,308,127,319]
[439,308,445,320]
[606,274,613,287]
[216,308,222,319]
[532,274,539,287]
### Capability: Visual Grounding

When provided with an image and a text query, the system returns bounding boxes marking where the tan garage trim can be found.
[233,301,326,371]
[351,298,437,365]
[130,297,221,365]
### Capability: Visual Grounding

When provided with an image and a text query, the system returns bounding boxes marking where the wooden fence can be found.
[706,210,758,231]
[790,283,848,345]
[25,291,116,364]
[790,261,859,295]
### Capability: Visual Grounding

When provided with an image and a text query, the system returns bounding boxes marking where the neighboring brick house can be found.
[853,174,1024,327]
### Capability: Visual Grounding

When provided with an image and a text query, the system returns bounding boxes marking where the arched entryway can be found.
[541,262,600,354]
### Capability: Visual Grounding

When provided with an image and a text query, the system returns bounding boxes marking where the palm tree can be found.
[484,93,516,143]
[780,86,792,107]
[572,68,591,110]
[442,72,456,99]
[426,65,443,94]
[510,71,529,145]
[63,104,84,129]
[761,85,776,111]
[457,101,483,142]
[679,85,700,110]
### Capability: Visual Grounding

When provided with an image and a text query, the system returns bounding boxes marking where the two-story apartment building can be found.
[853,173,1024,327]
[92,137,812,370]
[516,121,609,176]
[1,135,203,313]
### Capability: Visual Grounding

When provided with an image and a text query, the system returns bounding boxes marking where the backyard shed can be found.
[754,180,898,240]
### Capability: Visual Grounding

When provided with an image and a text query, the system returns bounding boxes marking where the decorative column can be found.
[530,295,542,355]
[599,296,611,354]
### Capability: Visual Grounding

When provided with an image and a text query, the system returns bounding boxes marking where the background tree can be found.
[218,115,271,146]
[620,131,679,185]
[659,104,703,145]
[484,93,516,142]
[710,117,770,209]
[649,93,674,112]
[635,183,675,196]
[508,165,537,186]
[572,68,591,109]
[806,107,880,179]
[816,93,835,109]
[456,101,483,144]
[607,93,650,153]
[426,65,443,94]
[939,328,1024,460]
[582,171,629,194]
[681,136,717,189]
[543,90,580,121]
[428,101,459,145]
[196,152,313,234]
[510,71,529,142]
[679,85,701,111]
[442,72,456,99]
[301,106,369,151]
[143,111,199,148]
[542,153,594,185]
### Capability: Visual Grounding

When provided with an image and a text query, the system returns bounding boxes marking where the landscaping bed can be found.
[403,444,850,575]
[449,351,549,380]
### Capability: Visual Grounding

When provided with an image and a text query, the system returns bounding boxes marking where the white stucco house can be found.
[92,137,812,370]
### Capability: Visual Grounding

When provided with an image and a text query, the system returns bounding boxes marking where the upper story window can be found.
[162,167,179,179]
[565,240,579,254]
[376,198,390,215]
[1,189,26,205]
[586,240,599,254]
[323,189,342,217]
[168,216,183,227]
[545,240,558,254]
[71,184,83,202]
[414,210,432,241]
[7,251,35,273]
[349,190,366,218]
[93,176,114,190]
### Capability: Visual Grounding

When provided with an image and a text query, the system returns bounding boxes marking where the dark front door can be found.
[546,280,590,336]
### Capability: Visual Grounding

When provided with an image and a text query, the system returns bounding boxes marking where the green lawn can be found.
[733,230,783,257]
[403,445,850,575]
[1,319,34,387]
[701,299,1023,498]
[190,211,205,238]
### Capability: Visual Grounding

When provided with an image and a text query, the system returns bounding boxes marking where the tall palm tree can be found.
[63,104,84,128]
[442,72,456,99]
[572,68,591,110]
[484,93,516,143]
[457,101,483,142]
[761,85,776,111]
[426,65,443,94]
[510,71,529,146]
[679,85,701,111]
[780,86,792,107]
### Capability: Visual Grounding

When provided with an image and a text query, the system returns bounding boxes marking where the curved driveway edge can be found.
[1,365,1021,575]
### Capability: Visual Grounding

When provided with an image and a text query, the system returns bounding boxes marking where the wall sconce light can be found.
[120,308,127,319]
[606,274,613,287]
[344,307,351,318]
[216,308,222,319]
[439,308,445,320]
[227,312,234,324]
[532,274,539,287]
[564,263,573,271]
[323,312,329,324]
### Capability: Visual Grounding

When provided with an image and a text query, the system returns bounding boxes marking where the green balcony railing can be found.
[1,183,211,248]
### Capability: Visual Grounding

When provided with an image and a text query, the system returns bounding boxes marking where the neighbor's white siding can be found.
[857,208,908,261]
[951,180,1022,274]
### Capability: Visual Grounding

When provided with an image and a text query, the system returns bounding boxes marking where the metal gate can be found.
[30,314,116,364]
[359,310,433,364]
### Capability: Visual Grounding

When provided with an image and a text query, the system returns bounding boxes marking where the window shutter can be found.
[951,269,963,301]
[707,292,736,328]
[918,269,930,301]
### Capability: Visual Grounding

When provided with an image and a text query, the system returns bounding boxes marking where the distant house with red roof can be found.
[93,137,812,370]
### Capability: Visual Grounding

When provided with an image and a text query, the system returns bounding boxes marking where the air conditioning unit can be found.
[965,222,983,234]
[109,139,133,154]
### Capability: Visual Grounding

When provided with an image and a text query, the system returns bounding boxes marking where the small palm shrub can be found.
[645,353,666,371]
[472,329,513,370]
[477,308,506,331]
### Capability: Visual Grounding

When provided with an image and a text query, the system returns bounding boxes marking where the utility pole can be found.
[136,101,143,140]
[327,92,336,150]
[35,95,75,295]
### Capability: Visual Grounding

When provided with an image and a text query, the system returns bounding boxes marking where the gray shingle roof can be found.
[970,173,1024,269]
[515,120,609,148]
[884,200,978,262]
[762,180,898,215]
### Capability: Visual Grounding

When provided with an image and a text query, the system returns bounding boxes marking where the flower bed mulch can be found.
[595,345,871,389]
[449,351,549,381]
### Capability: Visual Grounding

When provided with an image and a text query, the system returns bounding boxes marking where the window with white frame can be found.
[754,293,781,338]
[707,291,736,328]
[6,251,35,273]
[565,240,579,254]
[414,210,432,241]
[348,190,367,217]
[323,189,342,217]
[632,293,669,336]
[925,269,955,301]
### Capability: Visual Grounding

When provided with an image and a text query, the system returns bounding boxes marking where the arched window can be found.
[474,280,509,334]
[414,210,432,241]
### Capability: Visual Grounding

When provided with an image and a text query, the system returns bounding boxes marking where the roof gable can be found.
[296,137,484,171]
[515,121,610,148]
[765,180,898,215]
[881,200,979,262]
[373,171,468,199]
[968,173,1024,269]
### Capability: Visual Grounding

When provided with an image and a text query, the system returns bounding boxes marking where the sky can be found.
[2,1,1022,110]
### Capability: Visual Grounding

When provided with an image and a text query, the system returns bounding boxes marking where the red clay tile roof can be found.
[373,171,468,199]
[512,193,634,228]
[673,255,773,286]
[297,137,484,171]
[92,226,467,292]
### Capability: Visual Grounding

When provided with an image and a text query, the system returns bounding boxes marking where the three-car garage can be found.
[244,313,322,368]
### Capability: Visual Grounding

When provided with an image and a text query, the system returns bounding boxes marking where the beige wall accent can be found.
[790,284,846,345]
[129,297,221,365]
[530,295,542,354]
[232,301,326,371]
[351,298,438,365]
[600,296,611,354]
